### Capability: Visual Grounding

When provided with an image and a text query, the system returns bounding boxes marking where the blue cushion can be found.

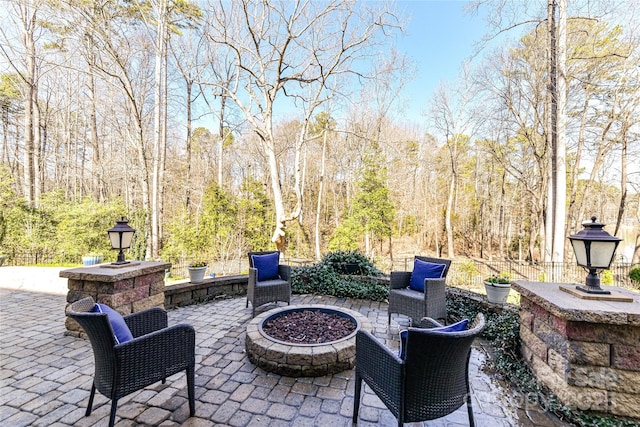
[408,259,446,292]
[252,252,280,281]
[92,303,134,344]
[399,319,469,359]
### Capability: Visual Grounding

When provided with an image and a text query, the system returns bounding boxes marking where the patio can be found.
[0,268,571,426]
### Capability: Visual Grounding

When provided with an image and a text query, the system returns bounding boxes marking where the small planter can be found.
[484,281,511,304]
[82,254,103,266]
[188,266,207,283]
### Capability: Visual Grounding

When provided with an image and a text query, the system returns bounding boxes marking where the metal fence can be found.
[165,257,635,289]
[2,251,636,289]
[0,251,60,266]
[443,260,636,289]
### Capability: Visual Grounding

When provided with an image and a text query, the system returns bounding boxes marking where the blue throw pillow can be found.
[252,252,280,281]
[408,259,446,292]
[399,319,469,359]
[92,303,134,344]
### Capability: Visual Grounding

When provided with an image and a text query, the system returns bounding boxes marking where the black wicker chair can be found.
[66,297,196,427]
[388,256,452,325]
[247,251,291,317]
[353,313,485,427]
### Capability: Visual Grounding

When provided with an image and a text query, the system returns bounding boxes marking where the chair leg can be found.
[187,365,195,416]
[388,312,391,324]
[108,398,118,427]
[352,371,362,423]
[85,383,96,416]
[467,393,475,427]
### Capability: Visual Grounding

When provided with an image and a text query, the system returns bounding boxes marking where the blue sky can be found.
[394,0,489,123]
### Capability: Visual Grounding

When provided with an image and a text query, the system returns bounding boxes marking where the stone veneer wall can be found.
[518,295,640,419]
[164,275,248,309]
[63,262,169,337]
[163,275,391,309]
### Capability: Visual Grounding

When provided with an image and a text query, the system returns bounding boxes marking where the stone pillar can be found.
[513,280,640,420]
[61,261,170,336]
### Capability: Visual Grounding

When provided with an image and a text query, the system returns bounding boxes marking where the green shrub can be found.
[629,265,640,288]
[290,251,387,301]
[319,250,383,276]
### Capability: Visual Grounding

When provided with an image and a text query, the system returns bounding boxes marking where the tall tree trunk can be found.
[158,41,168,252]
[151,0,167,258]
[22,4,36,207]
[217,95,226,187]
[314,127,327,260]
[614,123,628,237]
[33,85,41,207]
[446,174,455,258]
[88,55,102,202]
[553,0,567,267]
[544,0,556,264]
[185,80,193,209]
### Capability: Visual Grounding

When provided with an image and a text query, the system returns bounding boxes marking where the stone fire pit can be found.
[245,304,372,377]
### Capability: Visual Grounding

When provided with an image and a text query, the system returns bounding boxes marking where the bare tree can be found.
[428,66,481,259]
[545,0,567,273]
[202,0,400,251]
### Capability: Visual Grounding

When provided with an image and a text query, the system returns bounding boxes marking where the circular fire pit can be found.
[245,304,372,377]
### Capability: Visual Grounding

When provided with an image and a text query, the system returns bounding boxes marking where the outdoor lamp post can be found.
[567,216,621,294]
[107,217,136,265]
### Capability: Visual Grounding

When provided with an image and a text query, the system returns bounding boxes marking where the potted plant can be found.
[82,252,104,266]
[188,261,208,283]
[483,274,511,303]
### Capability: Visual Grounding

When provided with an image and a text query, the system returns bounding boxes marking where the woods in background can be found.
[0,0,638,265]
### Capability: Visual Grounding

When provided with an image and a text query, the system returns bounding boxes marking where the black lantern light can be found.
[567,216,621,294]
[107,217,136,265]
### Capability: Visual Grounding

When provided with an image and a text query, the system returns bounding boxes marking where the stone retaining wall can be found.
[164,275,248,309]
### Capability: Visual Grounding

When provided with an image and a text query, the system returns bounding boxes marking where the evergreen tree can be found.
[329,144,395,255]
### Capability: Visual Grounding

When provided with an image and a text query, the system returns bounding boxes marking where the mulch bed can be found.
[262,309,356,344]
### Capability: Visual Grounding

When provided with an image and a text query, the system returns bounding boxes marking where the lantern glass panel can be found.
[109,233,121,249]
[121,232,134,249]
[570,240,588,267]
[589,241,616,268]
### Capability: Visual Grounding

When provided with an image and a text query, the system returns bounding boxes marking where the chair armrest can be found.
[248,267,257,287]
[422,278,446,300]
[470,313,485,332]
[356,330,403,409]
[278,265,291,281]
[115,324,196,376]
[413,317,444,329]
[124,307,168,338]
[390,271,412,289]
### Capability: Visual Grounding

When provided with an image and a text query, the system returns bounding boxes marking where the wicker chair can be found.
[353,313,485,427]
[388,256,452,325]
[247,251,291,317]
[66,297,196,427]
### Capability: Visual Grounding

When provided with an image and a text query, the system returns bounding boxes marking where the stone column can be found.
[513,280,640,420]
[61,261,170,336]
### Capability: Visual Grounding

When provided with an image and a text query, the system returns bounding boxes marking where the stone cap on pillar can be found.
[512,280,640,326]
[60,261,171,282]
